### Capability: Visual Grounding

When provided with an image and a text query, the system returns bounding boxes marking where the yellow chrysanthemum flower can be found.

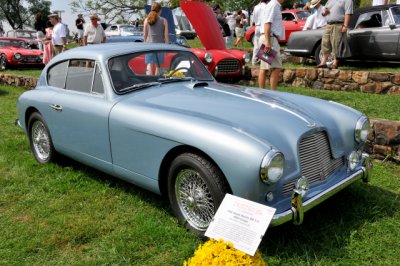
[183,239,267,266]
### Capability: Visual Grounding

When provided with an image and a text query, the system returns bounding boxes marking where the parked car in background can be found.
[0,37,43,70]
[16,42,372,236]
[181,1,250,82]
[285,4,400,65]
[246,9,310,44]
[5,29,39,49]
[105,24,143,37]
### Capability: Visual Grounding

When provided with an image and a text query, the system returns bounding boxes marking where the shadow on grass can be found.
[0,88,9,96]
[259,182,399,261]
[54,154,169,209]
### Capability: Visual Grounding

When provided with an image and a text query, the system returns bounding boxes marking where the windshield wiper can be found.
[118,82,161,92]
[157,77,195,84]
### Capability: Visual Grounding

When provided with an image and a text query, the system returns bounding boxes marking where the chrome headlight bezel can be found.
[243,53,250,63]
[14,53,22,60]
[204,52,212,64]
[260,150,285,184]
[355,116,370,143]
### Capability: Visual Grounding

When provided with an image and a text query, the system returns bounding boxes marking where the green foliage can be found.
[0,85,400,265]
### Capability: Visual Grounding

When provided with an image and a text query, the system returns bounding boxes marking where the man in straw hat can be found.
[310,0,326,29]
[48,13,67,55]
[83,13,106,45]
[316,0,353,69]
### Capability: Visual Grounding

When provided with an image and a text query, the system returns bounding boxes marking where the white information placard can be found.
[205,193,276,256]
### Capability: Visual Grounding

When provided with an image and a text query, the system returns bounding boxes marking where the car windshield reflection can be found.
[390,6,400,24]
[108,50,214,94]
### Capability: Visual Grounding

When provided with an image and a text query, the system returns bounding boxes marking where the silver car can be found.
[16,43,373,236]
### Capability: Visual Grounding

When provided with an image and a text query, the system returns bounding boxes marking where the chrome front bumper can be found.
[271,154,373,226]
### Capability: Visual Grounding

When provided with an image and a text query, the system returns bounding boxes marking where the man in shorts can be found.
[258,0,284,90]
[75,14,85,46]
[317,0,353,69]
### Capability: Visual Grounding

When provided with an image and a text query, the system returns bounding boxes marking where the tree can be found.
[70,0,171,23]
[0,0,50,29]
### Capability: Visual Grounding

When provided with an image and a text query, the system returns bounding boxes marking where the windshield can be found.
[390,6,400,24]
[0,39,26,48]
[295,11,310,20]
[108,50,214,94]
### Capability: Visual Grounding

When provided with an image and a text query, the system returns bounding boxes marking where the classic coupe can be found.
[0,37,43,70]
[246,9,311,45]
[286,4,400,65]
[16,43,372,236]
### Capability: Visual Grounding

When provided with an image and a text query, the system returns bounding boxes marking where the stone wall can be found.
[1,73,399,163]
[249,67,400,94]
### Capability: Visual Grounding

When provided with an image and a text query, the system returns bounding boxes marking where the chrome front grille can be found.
[282,131,344,194]
[216,59,240,73]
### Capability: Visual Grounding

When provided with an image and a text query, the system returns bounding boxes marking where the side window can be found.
[282,13,295,21]
[65,59,95,93]
[111,26,118,31]
[48,60,68,88]
[92,64,104,94]
[355,11,382,29]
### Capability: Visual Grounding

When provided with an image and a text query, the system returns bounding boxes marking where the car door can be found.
[349,10,400,60]
[46,59,114,171]
[282,12,298,43]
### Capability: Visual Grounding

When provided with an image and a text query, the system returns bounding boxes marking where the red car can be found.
[181,1,250,82]
[0,37,44,70]
[246,9,310,44]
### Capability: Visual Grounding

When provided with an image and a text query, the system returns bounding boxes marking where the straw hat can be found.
[310,0,321,9]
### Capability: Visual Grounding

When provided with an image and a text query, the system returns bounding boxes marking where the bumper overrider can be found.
[271,153,373,226]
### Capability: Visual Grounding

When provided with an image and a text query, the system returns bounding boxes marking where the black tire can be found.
[314,43,334,67]
[167,153,229,236]
[28,112,57,164]
[0,54,8,70]
[314,43,322,65]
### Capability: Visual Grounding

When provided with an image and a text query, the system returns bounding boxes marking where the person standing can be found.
[225,11,237,47]
[303,0,326,30]
[258,0,284,90]
[213,4,228,38]
[143,2,169,75]
[49,13,67,56]
[75,14,85,46]
[83,14,106,45]
[317,0,353,69]
[372,0,388,5]
[43,21,54,64]
[252,0,269,65]
[234,11,247,47]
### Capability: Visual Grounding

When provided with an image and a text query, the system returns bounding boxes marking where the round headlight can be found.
[355,116,370,143]
[14,53,21,60]
[204,52,212,64]
[243,53,250,63]
[260,150,284,184]
[348,151,360,171]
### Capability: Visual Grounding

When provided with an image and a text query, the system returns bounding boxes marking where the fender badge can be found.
[307,122,316,128]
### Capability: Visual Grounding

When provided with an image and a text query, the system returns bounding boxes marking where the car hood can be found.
[180,1,225,50]
[5,47,42,55]
[117,82,360,153]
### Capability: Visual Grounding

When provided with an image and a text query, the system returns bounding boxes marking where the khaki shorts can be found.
[258,34,282,70]
[321,24,343,56]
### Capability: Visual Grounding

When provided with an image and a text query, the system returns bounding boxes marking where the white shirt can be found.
[303,13,316,30]
[52,22,67,45]
[84,23,106,44]
[253,2,263,26]
[259,0,284,39]
[313,5,327,29]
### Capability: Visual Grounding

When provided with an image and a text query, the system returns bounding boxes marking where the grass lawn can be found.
[1,85,400,265]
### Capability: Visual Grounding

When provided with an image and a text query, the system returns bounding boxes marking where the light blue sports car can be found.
[16,43,373,236]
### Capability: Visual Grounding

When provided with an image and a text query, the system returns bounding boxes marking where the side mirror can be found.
[389,23,396,30]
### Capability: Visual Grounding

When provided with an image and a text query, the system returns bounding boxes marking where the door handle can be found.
[49,104,63,112]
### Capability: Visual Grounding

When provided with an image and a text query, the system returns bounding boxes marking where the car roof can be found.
[50,42,190,63]
[349,4,396,28]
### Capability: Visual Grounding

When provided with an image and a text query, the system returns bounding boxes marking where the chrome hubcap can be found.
[31,120,50,161]
[175,169,214,231]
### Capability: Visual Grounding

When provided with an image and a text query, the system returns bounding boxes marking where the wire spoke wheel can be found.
[175,169,215,231]
[31,120,51,161]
